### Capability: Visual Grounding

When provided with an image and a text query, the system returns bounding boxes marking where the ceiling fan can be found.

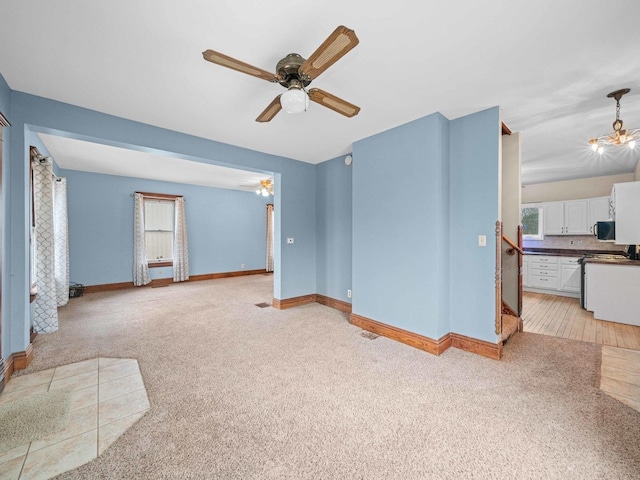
[202,25,360,122]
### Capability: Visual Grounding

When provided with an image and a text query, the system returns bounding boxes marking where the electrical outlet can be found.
[158,270,162,276]
[569,240,574,245]
[287,237,294,244]
[478,235,487,247]
[241,263,245,268]
[347,289,352,298]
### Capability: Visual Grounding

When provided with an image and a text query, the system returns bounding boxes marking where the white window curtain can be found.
[133,193,151,286]
[173,197,189,282]
[266,204,274,273]
[32,158,58,333]
[53,177,69,307]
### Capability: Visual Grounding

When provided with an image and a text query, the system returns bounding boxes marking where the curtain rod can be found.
[131,192,184,200]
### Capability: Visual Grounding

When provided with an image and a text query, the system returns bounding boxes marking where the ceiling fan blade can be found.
[299,25,359,80]
[202,49,279,83]
[256,96,283,122]
[308,89,360,118]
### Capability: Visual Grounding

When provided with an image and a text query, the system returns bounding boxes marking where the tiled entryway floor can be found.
[0,358,149,480]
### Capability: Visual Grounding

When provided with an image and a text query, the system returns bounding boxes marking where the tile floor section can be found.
[0,358,149,480]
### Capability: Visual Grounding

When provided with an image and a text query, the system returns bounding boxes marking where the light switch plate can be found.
[287,237,294,244]
[478,235,487,247]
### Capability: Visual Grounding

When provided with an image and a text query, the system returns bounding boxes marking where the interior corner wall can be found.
[63,170,270,286]
[315,155,352,303]
[352,113,450,340]
[449,107,501,343]
[0,73,12,363]
[4,90,317,357]
[501,132,521,313]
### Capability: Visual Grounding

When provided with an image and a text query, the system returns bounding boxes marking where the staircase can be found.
[501,301,523,343]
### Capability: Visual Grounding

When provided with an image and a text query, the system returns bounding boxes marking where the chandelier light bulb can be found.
[598,146,604,155]
[630,140,636,149]
[589,139,599,152]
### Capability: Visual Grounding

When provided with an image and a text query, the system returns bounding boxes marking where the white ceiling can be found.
[2,0,640,185]
[38,133,272,192]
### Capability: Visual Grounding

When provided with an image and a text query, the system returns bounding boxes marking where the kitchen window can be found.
[522,205,544,240]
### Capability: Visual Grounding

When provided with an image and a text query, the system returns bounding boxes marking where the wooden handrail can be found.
[502,234,524,256]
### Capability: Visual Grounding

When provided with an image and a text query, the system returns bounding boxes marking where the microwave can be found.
[594,221,615,241]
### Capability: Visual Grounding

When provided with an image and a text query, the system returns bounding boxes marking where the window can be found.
[144,198,175,265]
[521,204,543,240]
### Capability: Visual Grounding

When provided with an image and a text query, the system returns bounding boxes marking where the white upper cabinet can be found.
[612,181,640,244]
[588,196,612,235]
[544,202,565,234]
[543,200,589,235]
[564,200,589,234]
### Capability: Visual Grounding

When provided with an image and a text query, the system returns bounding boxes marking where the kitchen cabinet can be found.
[528,255,559,289]
[523,255,580,298]
[612,182,640,244]
[559,257,580,293]
[543,200,589,235]
[585,262,640,326]
[588,196,612,235]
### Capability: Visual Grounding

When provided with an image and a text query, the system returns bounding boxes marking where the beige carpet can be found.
[0,389,70,452]
[14,275,640,479]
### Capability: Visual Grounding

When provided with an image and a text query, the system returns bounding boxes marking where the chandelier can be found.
[255,179,274,197]
[589,88,638,154]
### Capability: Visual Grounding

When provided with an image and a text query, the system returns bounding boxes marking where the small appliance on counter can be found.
[594,221,615,241]
[627,244,639,260]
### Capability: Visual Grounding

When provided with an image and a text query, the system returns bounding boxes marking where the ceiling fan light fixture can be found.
[280,86,309,114]
[255,179,274,196]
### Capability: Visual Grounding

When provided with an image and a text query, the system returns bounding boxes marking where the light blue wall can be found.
[0,73,12,360]
[1,74,503,361]
[4,90,316,356]
[449,107,501,342]
[315,155,352,303]
[63,170,270,286]
[352,113,451,339]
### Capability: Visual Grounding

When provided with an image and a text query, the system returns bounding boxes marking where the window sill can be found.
[148,261,173,268]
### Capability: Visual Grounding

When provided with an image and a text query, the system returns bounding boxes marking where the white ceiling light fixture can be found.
[280,84,309,114]
[589,88,639,154]
[255,179,274,197]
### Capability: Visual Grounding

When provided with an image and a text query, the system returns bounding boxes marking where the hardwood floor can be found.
[522,291,640,351]
[600,346,640,412]
[522,291,640,412]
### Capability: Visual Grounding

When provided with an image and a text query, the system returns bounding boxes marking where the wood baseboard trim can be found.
[349,314,502,360]
[189,269,267,282]
[450,333,502,360]
[84,269,269,294]
[12,343,34,371]
[315,294,352,314]
[349,313,451,356]
[3,356,13,388]
[273,294,317,310]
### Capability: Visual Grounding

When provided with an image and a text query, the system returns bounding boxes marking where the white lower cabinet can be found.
[523,255,580,297]
[559,258,581,293]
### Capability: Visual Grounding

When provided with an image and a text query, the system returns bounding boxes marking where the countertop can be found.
[581,257,640,266]
[523,247,627,257]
